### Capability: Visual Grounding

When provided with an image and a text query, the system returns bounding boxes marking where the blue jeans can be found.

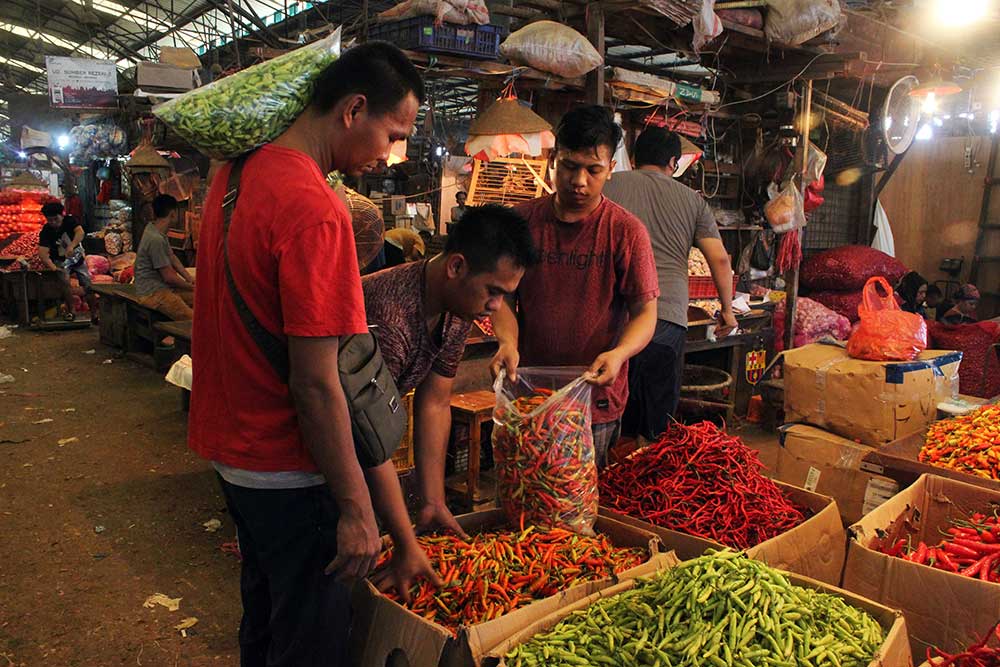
[217,476,353,667]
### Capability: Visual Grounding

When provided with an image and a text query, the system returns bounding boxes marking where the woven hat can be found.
[128,143,170,171]
[469,97,551,136]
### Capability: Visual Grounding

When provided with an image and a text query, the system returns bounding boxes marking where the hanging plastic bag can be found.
[764,0,841,46]
[764,181,806,233]
[154,29,341,160]
[492,367,597,536]
[847,276,928,361]
[803,175,825,212]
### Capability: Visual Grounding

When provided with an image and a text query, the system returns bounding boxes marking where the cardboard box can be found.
[136,62,196,91]
[861,429,1000,495]
[843,473,1000,657]
[601,479,847,585]
[784,344,962,446]
[354,510,666,667]
[777,424,900,525]
[485,562,911,667]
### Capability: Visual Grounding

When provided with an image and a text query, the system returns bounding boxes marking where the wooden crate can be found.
[392,390,416,473]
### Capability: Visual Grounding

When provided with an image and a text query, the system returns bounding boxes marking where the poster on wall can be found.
[46,56,118,109]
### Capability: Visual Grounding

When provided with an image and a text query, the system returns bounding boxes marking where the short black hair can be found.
[153,194,178,219]
[634,127,682,168]
[456,191,467,200]
[926,284,943,298]
[445,204,538,273]
[555,105,622,157]
[312,41,424,116]
[41,202,64,218]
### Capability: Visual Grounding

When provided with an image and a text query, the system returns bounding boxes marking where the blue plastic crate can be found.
[369,16,505,60]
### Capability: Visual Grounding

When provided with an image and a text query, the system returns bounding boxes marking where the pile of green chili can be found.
[505,551,885,667]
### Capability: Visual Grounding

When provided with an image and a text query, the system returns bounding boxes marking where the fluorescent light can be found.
[916,123,934,141]
[933,117,944,127]
[17,151,27,159]
[57,134,71,150]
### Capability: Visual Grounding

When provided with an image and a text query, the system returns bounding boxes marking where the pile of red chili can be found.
[375,527,645,633]
[494,388,598,535]
[599,421,806,549]
[928,621,1000,667]
[920,406,1000,482]
[877,509,1000,582]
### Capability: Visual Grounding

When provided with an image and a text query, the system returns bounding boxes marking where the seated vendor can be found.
[37,202,99,323]
[135,194,195,320]
[940,284,980,325]
[362,204,537,536]
[896,271,928,317]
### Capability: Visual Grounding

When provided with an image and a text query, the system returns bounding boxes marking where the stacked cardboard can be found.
[783,344,962,446]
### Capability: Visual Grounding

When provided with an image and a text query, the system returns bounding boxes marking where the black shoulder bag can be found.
[221,155,406,468]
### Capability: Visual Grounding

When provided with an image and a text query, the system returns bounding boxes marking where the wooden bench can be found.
[91,284,178,368]
[154,320,192,358]
[0,269,72,325]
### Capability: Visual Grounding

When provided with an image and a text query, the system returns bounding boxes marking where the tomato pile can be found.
[0,191,60,236]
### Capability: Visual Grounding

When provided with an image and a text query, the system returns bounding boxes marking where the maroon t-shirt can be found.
[513,195,659,424]
[362,261,472,394]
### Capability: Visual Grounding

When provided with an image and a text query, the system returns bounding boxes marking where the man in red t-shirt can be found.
[491,106,659,468]
[189,43,436,666]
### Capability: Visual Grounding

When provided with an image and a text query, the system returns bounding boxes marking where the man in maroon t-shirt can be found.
[189,43,437,666]
[492,106,659,468]
[362,205,537,545]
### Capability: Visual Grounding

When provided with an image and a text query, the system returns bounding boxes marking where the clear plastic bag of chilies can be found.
[153,28,341,160]
[492,367,597,536]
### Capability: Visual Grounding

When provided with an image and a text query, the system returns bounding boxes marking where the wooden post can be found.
[586,3,605,105]
[783,80,812,352]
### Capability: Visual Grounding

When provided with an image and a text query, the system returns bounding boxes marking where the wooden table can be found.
[447,390,495,507]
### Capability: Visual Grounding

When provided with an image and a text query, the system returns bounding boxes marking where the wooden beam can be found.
[586,4,606,105]
[784,80,812,353]
[402,49,584,89]
[515,0,562,10]
[490,5,544,19]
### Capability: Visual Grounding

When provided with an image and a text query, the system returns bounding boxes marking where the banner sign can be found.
[46,56,118,109]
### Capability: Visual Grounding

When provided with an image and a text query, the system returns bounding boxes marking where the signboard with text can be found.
[46,56,118,109]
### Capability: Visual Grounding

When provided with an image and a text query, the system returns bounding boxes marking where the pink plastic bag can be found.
[847,277,927,361]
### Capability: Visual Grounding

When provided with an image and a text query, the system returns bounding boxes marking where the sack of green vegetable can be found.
[153,28,341,160]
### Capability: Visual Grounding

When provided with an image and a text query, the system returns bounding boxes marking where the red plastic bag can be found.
[847,277,927,361]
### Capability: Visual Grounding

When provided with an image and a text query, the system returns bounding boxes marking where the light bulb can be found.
[922,92,938,114]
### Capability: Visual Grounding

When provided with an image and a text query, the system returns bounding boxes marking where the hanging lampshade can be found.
[673,136,703,178]
[908,78,962,98]
[465,96,555,162]
[128,143,171,172]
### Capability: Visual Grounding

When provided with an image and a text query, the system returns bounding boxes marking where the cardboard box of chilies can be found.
[601,479,847,586]
[843,473,1000,659]
[482,561,912,667]
[352,509,669,667]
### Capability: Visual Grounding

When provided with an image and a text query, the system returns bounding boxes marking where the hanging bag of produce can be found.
[153,28,341,160]
[764,180,806,233]
[847,276,928,361]
[492,367,597,536]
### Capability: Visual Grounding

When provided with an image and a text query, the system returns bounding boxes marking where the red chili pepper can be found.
[928,621,1000,667]
[599,421,806,550]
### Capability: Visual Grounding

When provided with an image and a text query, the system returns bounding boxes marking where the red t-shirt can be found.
[188,145,368,471]
[513,195,659,424]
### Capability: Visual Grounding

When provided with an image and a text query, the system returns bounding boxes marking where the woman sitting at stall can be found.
[896,271,928,317]
[940,284,981,325]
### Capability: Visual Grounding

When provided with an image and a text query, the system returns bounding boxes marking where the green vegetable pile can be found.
[506,551,886,667]
[153,30,340,160]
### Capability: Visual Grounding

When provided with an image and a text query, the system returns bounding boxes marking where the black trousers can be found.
[218,476,353,667]
[621,320,686,441]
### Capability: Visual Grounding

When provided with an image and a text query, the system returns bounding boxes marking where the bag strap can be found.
[221,155,291,383]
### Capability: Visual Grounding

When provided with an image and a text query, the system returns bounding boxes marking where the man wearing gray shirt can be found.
[604,127,736,441]
[135,194,195,319]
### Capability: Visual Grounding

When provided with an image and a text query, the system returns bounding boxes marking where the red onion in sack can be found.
[801,246,908,291]
[774,296,851,351]
[928,321,1000,398]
